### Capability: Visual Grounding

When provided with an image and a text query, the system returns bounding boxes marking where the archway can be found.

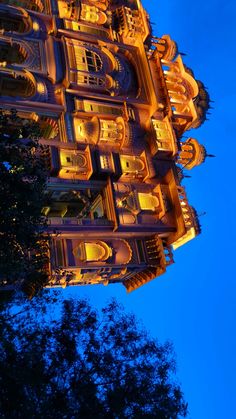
[0,71,36,98]
[1,0,44,13]
[0,4,31,33]
[0,41,27,64]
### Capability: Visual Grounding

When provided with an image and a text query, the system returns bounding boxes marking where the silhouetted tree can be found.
[0,296,188,418]
[0,109,49,295]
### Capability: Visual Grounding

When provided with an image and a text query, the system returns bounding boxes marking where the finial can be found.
[206,153,215,158]
[197,211,207,217]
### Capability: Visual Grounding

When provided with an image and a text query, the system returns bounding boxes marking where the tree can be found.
[0,296,188,418]
[0,109,50,296]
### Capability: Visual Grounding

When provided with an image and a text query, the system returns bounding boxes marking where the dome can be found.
[179,138,207,169]
[161,35,179,60]
[182,71,210,128]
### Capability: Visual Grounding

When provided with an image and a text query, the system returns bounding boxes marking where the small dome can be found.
[160,35,178,61]
[179,138,207,169]
[191,79,210,128]
[182,67,211,128]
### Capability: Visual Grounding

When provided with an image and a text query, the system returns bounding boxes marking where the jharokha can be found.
[0,0,210,291]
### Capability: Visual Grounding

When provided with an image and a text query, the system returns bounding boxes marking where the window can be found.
[152,119,172,151]
[100,119,122,142]
[77,74,105,87]
[82,101,123,116]
[73,46,102,73]
[81,5,99,24]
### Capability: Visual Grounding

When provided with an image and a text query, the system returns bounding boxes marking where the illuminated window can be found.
[100,119,122,142]
[77,74,104,86]
[152,119,172,151]
[100,155,110,169]
[66,21,109,38]
[60,150,87,168]
[81,5,99,24]
[138,193,159,211]
[73,46,102,73]
[120,155,145,174]
[83,101,123,116]
[74,241,112,262]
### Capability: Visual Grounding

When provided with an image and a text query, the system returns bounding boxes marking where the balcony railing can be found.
[48,217,113,227]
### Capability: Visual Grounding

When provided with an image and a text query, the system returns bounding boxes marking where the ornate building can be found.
[0,0,210,292]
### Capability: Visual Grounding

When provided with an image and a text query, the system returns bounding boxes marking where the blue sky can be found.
[62,1,236,418]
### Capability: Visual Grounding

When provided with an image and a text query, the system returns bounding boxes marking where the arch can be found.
[0,13,26,33]
[120,155,145,174]
[65,40,107,88]
[0,41,28,64]
[39,117,59,140]
[0,0,44,13]
[74,241,112,262]
[0,4,32,33]
[0,70,36,98]
[73,47,103,73]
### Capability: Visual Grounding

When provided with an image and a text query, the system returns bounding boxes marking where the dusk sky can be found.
[62,1,236,418]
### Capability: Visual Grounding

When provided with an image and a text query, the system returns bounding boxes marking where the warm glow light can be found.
[37,82,45,94]
[172,227,196,250]
[138,193,159,211]
[33,21,40,31]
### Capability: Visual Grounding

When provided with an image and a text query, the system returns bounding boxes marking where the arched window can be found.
[73,46,102,73]
[75,241,112,262]
[0,71,36,98]
[0,42,27,65]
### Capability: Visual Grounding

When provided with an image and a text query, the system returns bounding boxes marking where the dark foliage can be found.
[0,109,49,296]
[0,296,188,418]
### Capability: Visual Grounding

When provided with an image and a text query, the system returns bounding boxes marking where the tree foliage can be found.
[0,109,49,295]
[0,296,188,418]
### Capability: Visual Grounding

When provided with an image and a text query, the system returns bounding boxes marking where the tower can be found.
[0,0,210,292]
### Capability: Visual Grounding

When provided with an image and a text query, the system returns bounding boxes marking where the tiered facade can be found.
[0,0,210,291]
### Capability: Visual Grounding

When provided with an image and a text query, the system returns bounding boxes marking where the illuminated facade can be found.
[0,0,210,291]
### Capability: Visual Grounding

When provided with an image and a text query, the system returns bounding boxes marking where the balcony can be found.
[48,217,114,227]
